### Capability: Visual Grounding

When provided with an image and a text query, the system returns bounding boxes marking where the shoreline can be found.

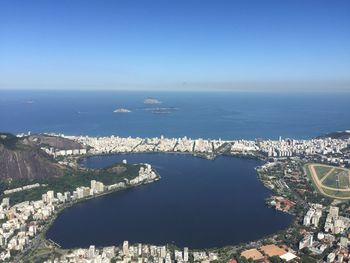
[47,152,292,250]
[15,168,161,262]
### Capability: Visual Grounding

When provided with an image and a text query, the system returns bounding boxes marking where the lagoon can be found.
[46,153,292,249]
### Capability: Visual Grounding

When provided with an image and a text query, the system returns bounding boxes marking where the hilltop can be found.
[22,134,85,150]
[0,133,66,181]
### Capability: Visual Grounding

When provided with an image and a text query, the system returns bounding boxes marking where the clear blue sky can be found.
[0,0,349,91]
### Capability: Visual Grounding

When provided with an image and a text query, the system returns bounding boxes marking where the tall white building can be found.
[184,247,189,262]
[91,180,96,190]
[88,245,95,258]
[47,191,54,203]
[1,198,10,208]
[160,246,166,258]
[303,204,323,227]
[299,234,313,250]
[123,241,129,257]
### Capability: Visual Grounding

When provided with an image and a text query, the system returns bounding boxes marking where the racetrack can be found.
[306,163,350,199]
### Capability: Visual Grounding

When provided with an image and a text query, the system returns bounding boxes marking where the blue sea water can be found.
[1,90,349,139]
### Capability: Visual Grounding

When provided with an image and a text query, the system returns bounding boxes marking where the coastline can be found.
[4,132,350,262]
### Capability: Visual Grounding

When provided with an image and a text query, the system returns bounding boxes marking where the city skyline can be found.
[1,0,350,92]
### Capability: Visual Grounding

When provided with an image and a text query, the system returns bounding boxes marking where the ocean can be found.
[1,90,349,139]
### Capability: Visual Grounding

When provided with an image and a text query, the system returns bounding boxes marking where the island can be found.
[113,108,131,113]
[143,98,162,104]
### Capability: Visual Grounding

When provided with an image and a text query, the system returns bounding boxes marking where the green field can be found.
[305,163,350,200]
[322,188,350,198]
[322,168,349,189]
[314,165,332,180]
[339,172,350,189]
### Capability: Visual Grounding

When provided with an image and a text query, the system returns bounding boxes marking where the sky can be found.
[0,0,350,92]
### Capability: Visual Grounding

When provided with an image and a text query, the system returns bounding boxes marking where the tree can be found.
[269,256,283,263]
[236,256,253,263]
[300,255,317,263]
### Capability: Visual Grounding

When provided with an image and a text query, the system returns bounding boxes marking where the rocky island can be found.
[143,98,162,104]
[113,108,131,113]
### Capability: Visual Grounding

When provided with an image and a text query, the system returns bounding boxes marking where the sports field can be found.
[305,163,350,199]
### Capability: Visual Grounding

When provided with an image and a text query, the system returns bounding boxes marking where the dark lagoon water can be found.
[46,153,292,249]
[1,90,350,139]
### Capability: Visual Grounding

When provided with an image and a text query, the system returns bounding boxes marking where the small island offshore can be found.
[0,131,350,263]
[113,108,132,113]
[144,98,162,104]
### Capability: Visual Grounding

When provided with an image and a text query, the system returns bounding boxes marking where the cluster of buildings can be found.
[3,183,41,195]
[129,164,158,185]
[64,135,227,155]
[303,203,323,227]
[41,147,87,158]
[300,204,350,261]
[230,140,258,153]
[0,165,158,262]
[0,193,54,261]
[324,206,350,235]
[44,241,218,263]
[268,195,295,213]
[193,139,214,153]
[59,135,350,165]
[257,137,349,159]
[298,230,337,257]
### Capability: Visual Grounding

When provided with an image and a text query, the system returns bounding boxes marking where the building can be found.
[324,206,350,234]
[303,204,323,227]
[299,234,313,250]
[123,241,129,257]
[184,247,189,262]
